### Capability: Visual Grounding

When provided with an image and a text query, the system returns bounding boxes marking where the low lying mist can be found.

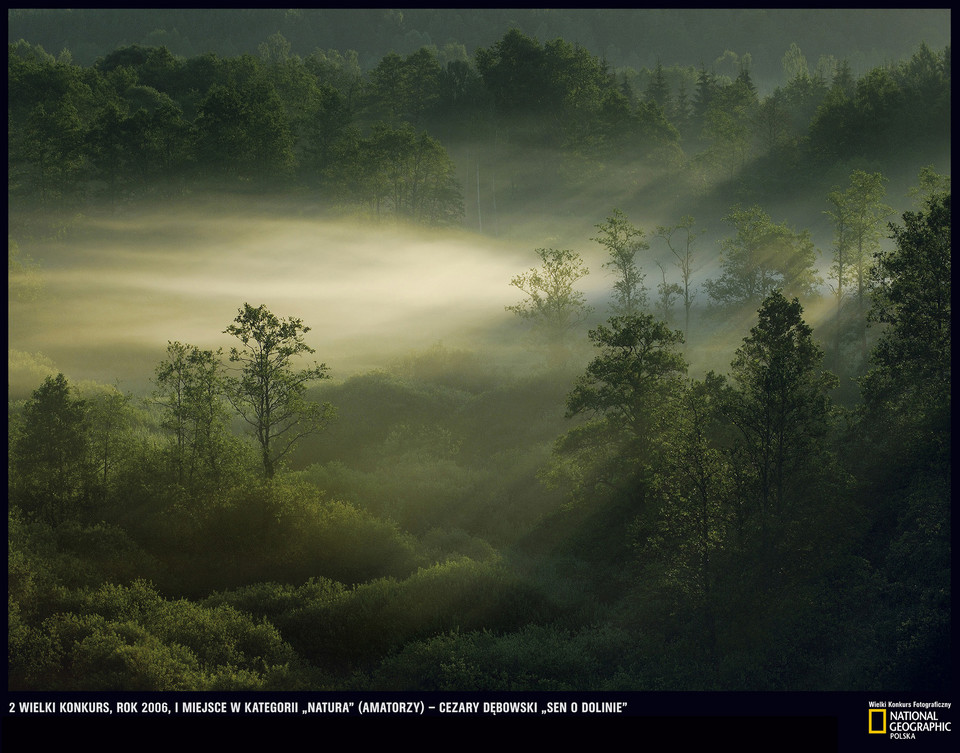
[9,197,562,395]
[8,183,887,403]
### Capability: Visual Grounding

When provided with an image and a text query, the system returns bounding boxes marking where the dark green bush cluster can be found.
[10,578,316,690]
[208,557,551,676]
[362,622,638,691]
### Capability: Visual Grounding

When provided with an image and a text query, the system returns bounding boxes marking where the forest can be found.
[6,10,951,694]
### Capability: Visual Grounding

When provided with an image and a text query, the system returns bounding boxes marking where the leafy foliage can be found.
[506,248,592,362]
[224,303,334,478]
[153,341,232,489]
[551,315,686,503]
[726,291,837,541]
[705,206,821,310]
[593,209,649,316]
[863,191,950,427]
[10,374,92,524]
[5,23,951,693]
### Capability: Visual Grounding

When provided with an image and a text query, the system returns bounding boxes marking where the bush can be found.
[276,557,551,674]
[363,622,638,691]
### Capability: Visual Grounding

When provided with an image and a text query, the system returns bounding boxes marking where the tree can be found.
[753,93,793,153]
[224,304,334,478]
[826,170,891,363]
[698,87,754,180]
[565,314,686,464]
[859,191,951,692]
[726,291,837,559]
[298,83,351,184]
[824,183,855,372]
[11,373,91,523]
[550,314,686,504]
[862,191,950,433]
[655,261,683,325]
[692,63,718,126]
[592,209,648,316]
[305,48,363,105]
[645,59,670,110]
[336,122,464,226]
[671,77,692,134]
[193,79,293,183]
[475,29,612,152]
[907,165,951,209]
[257,32,291,64]
[506,247,592,363]
[84,385,134,502]
[655,215,703,338]
[368,48,442,128]
[781,42,809,83]
[154,341,231,488]
[475,30,553,127]
[646,372,734,656]
[705,206,820,311]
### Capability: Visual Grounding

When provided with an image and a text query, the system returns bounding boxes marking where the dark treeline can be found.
[7,29,952,234]
[6,18,951,693]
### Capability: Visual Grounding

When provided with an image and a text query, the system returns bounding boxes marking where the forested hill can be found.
[7,24,951,237]
[7,8,951,84]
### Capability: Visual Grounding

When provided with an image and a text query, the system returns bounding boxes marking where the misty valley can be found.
[7,10,950,693]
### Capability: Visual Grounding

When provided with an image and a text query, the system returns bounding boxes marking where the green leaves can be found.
[568,315,684,422]
[194,80,293,181]
[224,303,334,478]
[862,191,950,436]
[507,248,592,361]
[562,314,686,483]
[11,374,92,524]
[706,205,820,310]
[154,341,229,489]
[593,209,649,317]
[727,291,836,527]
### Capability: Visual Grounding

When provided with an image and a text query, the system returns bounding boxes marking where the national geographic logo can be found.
[867,702,952,740]
[869,708,887,734]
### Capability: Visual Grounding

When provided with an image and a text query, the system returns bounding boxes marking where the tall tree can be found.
[224,304,334,478]
[552,314,686,503]
[655,215,703,338]
[692,62,717,126]
[154,341,231,488]
[336,122,464,225]
[565,314,686,465]
[593,209,648,316]
[907,165,951,209]
[862,191,950,435]
[193,78,293,183]
[368,47,442,128]
[824,183,855,372]
[726,291,837,562]
[859,190,951,692]
[828,170,891,362]
[655,261,683,325]
[645,59,670,111]
[11,373,91,523]
[781,42,809,83]
[84,385,134,502]
[646,371,733,658]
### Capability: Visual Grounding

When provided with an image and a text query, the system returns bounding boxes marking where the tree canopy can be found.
[705,206,820,310]
[224,303,334,478]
